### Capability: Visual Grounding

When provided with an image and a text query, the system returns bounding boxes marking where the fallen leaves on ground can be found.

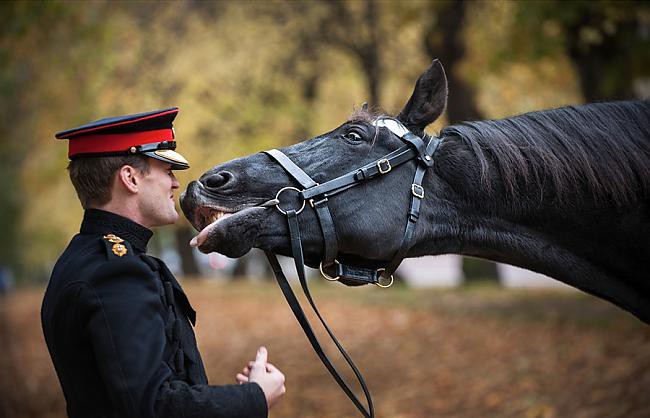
[1,280,648,418]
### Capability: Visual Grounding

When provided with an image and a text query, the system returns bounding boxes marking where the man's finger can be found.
[254,346,268,366]
[236,373,249,383]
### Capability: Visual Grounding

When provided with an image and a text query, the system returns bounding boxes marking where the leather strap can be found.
[312,197,338,265]
[383,136,442,277]
[401,132,434,167]
[265,210,374,418]
[335,264,381,285]
[265,150,338,265]
[265,149,317,189]
[301,146,417,200]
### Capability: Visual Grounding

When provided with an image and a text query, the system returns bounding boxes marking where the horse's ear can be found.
[361,102,369,111]
[397,59,448,132]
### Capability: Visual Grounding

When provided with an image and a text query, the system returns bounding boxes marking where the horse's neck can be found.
[411,134,650,323]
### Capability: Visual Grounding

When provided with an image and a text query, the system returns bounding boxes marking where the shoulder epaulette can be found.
[101,234,134,259]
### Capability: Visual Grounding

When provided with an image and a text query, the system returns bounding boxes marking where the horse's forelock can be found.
[348,107,384,124]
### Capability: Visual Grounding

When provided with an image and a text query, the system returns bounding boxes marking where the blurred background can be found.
[1,1,649,417]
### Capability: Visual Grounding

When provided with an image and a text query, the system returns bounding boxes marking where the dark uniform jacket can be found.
[41,209,267,418]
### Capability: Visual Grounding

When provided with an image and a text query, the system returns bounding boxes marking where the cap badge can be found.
[103,234,124,244]
[112,243,128,257]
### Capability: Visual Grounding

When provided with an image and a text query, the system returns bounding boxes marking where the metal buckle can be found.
[274,187,306,215]
[309,195,328,208]
[411,184,425,199]
[377,158,391,174]
[376,269,394,288]
[319,260,340,281]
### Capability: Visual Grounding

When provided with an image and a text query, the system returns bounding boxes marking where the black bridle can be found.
[262,117,442,418]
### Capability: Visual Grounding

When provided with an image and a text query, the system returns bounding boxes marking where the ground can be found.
[1,279,649,418]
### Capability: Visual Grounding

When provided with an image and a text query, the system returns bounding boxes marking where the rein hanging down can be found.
[262,118,442,418]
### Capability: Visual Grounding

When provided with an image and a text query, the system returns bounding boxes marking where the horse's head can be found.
[180,60,448,269]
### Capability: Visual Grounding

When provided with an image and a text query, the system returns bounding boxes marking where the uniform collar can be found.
[81,208,153,253]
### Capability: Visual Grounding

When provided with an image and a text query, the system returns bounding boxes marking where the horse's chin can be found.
[192,206,268,257]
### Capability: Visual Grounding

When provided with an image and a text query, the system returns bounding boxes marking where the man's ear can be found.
[117,165,140,194]
[397,59,448,133]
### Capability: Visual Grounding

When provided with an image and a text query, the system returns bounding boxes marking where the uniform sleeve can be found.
[79,259,268,418]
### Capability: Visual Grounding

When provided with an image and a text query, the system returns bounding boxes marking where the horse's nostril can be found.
[203,171,234,190]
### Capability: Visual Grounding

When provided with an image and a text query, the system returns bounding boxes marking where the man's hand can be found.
[236,346,285,409]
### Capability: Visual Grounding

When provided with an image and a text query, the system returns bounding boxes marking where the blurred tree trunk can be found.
[565,12,638,101]
[424,0,499,284]
[321,0,383,106]
[511,1,648,102]
[424,0,481,122]
[360,0,381,106]
[175,226,200,277]
[284,2,322,141]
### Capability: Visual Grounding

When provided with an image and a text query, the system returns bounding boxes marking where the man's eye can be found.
[345,132,363,141]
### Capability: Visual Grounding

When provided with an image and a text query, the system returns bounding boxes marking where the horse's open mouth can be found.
[189,198,278,250]
[195,205,235,230]
[189,205,242,248]
[181,180,277,256]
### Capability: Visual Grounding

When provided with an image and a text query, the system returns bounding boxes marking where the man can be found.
[41,107,285,418]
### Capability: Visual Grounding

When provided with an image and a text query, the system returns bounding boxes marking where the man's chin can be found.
[149,211,180,229]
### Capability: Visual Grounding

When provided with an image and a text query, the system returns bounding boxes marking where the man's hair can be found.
[68,155,150,209]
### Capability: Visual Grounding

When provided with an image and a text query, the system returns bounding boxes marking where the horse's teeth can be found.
[211,211,227,223]
[203,209,233,226]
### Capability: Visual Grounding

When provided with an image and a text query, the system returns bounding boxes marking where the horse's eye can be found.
[345,132,363,142]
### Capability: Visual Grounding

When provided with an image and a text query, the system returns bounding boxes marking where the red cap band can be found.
[68,129,174,157]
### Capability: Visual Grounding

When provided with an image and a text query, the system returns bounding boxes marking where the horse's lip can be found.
[190,206,266,250]
[190,205,239,249]
[192,199,274,231]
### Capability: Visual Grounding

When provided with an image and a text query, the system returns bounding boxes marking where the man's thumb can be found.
[254,346,268,366]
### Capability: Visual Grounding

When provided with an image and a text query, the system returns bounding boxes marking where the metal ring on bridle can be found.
[274,186,306,215]
[319,260,341,281]
[376,269,394,288]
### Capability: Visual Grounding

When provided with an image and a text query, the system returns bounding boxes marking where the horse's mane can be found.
[441,100,650,206]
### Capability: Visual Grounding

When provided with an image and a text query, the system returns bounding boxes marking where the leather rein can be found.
[262,117,442,418]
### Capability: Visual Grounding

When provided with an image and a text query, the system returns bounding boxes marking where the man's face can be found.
[137,159,180,228]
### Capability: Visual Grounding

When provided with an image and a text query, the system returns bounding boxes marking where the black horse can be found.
[181,60,650,323]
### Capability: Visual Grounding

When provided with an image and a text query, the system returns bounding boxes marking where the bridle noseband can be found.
[262,117,442,418]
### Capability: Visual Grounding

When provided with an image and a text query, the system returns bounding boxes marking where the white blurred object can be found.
[277,255,318,283]
[497,263,573,289]
[397,255,464,287]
